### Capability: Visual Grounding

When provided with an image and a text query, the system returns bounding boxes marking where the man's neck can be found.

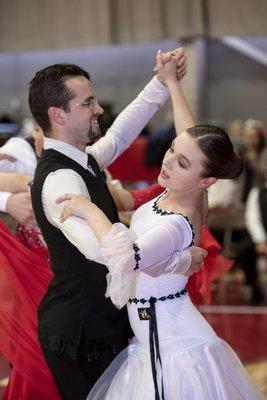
[44,136,86,152]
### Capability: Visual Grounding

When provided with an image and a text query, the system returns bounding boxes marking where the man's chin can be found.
[87,129,101,145]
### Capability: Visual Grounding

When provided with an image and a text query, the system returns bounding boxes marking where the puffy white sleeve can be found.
[99,215,193,308]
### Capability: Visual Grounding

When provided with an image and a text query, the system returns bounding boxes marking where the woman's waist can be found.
[135,272,188,298]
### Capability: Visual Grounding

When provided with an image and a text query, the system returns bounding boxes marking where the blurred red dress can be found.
[0,221,60,400]
[130,183,234,304]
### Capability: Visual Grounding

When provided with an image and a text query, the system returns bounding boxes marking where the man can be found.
[29,53,205,400]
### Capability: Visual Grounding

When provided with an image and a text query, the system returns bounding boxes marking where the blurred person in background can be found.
[231,119,267,304]
[0,125,43,229]
[240,119,266,203]
[245,148,267,294]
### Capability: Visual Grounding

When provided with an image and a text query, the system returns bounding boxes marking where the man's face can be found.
[63,76,104,149]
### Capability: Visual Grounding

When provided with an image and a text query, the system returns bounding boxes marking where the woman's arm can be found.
[156,52,196,135]
[58,193,112,240]
[108,183,134,211]
[0,173,32,193]
[57,193,205,273]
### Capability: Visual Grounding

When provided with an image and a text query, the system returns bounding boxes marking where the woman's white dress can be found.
[87,195,265,400]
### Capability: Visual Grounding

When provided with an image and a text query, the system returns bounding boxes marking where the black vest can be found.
[31,149,129,359]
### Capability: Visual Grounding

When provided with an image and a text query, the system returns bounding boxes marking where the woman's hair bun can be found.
[224,152,243,179]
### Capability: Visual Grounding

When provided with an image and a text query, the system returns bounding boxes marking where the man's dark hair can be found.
[28,64,90,135]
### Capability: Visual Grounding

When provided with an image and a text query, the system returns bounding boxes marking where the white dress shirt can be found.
[42,76,169,263]
[0,137,37,211]
[245,186,267,243]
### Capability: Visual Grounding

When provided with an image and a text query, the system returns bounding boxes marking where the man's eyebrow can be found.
[83,95,96,102]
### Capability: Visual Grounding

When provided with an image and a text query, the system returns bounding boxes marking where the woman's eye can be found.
[178,161,185,168]
[169,146,174,153]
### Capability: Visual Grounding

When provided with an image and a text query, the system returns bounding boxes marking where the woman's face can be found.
[158,131,207,193]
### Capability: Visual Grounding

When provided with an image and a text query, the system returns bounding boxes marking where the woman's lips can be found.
[160,168,169,179]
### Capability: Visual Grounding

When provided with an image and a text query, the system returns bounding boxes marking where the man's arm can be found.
[0,173,32,193]
[88,76,169,170]
[42,169,107,263]
[4,192,37,226]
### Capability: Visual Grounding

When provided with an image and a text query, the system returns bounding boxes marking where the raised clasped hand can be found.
[156,47,187,84]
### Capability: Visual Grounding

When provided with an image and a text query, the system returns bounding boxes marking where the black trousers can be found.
[42,345,116,400]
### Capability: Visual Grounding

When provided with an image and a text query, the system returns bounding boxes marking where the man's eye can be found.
[169,146,174,153]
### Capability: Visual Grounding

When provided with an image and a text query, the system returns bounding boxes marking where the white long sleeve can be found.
[88,76,169,170]
[245,187,267,243]
[0,137,37,212]
[0,137,37,175]
[99,216,193,308]
[42,169,106,264]
[0,192,12,212]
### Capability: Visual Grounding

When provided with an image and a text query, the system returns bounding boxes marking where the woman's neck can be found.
[159,187,204,214]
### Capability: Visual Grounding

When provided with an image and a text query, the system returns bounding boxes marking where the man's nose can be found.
[94,103,104,115]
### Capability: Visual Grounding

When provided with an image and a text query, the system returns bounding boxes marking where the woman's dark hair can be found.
[28,64,90,135]
[187,125,243,179]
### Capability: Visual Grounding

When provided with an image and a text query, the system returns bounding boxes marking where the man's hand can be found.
[156,47,187,85]
[6,192,37,227]
[170,48,187,81]
[183,246,208,276]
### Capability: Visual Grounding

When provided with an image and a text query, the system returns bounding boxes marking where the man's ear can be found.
[48,107,65,126]
[200,177,217,189]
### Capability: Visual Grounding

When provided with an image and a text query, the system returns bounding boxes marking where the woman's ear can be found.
[200,177,217,189]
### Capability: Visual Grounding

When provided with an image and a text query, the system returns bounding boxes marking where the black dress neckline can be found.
[152,190,195,245]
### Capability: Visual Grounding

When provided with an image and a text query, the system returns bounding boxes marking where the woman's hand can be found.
[156,47,187,85]
[56,193,113,239]
[56,194,94,223]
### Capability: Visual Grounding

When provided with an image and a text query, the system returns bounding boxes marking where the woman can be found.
[57,55,264,399]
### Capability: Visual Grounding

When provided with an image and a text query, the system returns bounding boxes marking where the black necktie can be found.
[87,153,99,177]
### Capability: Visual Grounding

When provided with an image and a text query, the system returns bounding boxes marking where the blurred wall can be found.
[0,0,267,52]
[0,1,267,127]
[201,39,267,125]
